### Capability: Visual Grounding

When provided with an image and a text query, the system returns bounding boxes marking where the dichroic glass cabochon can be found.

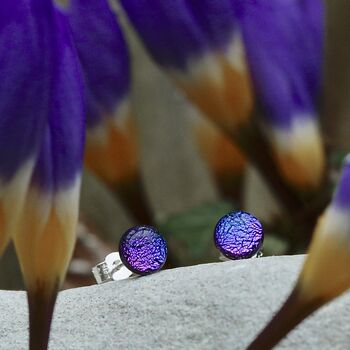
[119,226,168,275]
[214,211,263,259]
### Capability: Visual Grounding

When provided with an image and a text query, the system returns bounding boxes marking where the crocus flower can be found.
[248,154,350,349]
[120,0,251,198]
[65,0,138,189]
[121,0,325,191]
[238,0,325,189]
[120,0,253,133]
[0,1,85,349]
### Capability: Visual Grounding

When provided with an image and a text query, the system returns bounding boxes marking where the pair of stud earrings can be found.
[92,211,263,284]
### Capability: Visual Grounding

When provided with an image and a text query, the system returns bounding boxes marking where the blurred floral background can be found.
[0,0,347,292]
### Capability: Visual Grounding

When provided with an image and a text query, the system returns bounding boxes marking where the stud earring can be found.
[92,225,168,283]
[214,211,263,260]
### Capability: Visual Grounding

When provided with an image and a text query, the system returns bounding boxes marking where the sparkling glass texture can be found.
[214,211,263,259]
[119,226,167,275]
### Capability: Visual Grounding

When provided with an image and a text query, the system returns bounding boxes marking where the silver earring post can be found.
[92,252,134,284]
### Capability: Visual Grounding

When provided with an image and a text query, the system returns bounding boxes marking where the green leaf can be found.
[158,201,235,266]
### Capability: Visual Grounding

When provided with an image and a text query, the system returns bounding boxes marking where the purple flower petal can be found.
[65,0,130,128]
[121,0,253,130]
[238,0,324,129]
[121,0,243,70]
[31,10,85,192]
[185,0,237,51]
[0,1,84,190]
[235,0,325,188]
[120,0,207,71]
[63,0,140,188]
[0,0,53,181]
[0,0,85,254]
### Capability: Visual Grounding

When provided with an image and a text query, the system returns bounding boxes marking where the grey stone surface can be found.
[1,255,349,349]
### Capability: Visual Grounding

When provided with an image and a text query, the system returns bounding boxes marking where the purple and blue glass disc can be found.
[119,225,167,275]
[214,211,263,260]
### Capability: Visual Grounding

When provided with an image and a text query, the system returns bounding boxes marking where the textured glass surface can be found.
[119,226,167,275]
[214,211,263,259]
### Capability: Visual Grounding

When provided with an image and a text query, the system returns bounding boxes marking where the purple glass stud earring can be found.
[92,225,168,283]
[214,211,263,260]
